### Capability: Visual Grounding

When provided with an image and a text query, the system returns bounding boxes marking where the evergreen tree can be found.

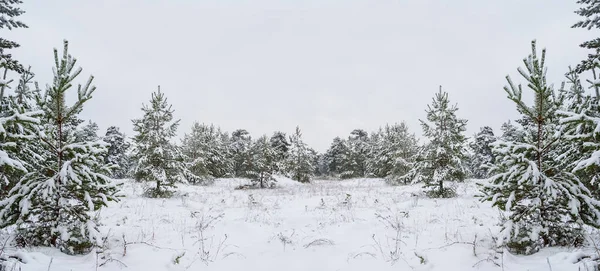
[75,120,99,142]
[337,129,369,179]
[181,123,232,180]
[247,135,277,188]
[270,131,290,174]
[13,66,39,107]
[0,68,42,198]
[572,0,600,73]
[314,152,329,177]
[230,129,252,178]
[499,120,524,142]
[468,126,496,179]
[558,67,600,198]
[366,129,385,178]
[368,123,419,184]
[0,0,27,74]
[411,87,468,198]
[286,126,315,183]
[324,137,348,177]
[481,41,600,255]
[132,87,196,197]
[0,41,120,254]
[103,126,131,179]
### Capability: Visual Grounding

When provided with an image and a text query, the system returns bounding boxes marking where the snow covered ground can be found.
[1,177,598,271]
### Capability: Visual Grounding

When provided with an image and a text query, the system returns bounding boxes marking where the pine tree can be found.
[314,152,329,177]
[181,123,232,180]
[557,67,600,199]
[247,135,277,188]
[481,41,600,255]
[230,129,252,178]
[411,87,468,198]
[324,137,348,177]
[0,41,120,254]
[469,126,496,179]
[270,131,290,174]
[337,129,369,179]
[103,126,131,179]
[499,120,524,142]
[75,120,99,142]
[0,68,42,198]
[286,126,315,183]
[367,123,419,184]
[572,0,600,73]
[132,87,196,197]
[0,0,27,74]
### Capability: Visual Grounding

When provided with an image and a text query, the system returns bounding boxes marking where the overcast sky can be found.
[4,0,597,152]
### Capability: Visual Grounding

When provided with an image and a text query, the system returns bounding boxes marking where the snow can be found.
[2,178,599,271]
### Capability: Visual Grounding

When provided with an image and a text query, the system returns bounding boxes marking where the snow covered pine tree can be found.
[270,131,290,174]
[286,126,315,183]
[248,135,277,188]
[0,0,27,74]
[181,123,232,180]
[324,137,349,178]
[411,87,468,198]
[367,123,418,184]
[468,126,496,179]
[230,129,252,178]
[75,120,99,142]
[480,40,600,255]
[0,41,120,254]
[132,87,199,198]
[0,68,42,199]
[572,0,600,73]
[103,126,131,179]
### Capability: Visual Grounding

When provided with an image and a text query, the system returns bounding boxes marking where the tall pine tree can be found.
[132,87,197,197]
[481,41,600,254]
[0,41,120,254]
[411,87,468,198]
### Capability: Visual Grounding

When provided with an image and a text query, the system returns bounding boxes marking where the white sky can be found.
[4,0,597,152]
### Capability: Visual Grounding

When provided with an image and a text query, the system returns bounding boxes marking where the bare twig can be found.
[303,239,335,248]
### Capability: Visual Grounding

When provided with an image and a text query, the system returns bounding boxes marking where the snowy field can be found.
[1,178,598,271]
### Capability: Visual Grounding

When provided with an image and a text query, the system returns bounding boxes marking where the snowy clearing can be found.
[1,177,597,271]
